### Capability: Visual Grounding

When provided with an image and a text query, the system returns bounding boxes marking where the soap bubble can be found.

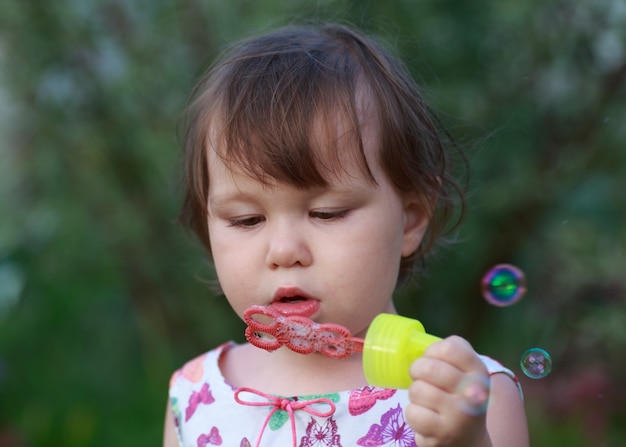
[481,264,526,307]
[456,373,490,415]
[520,348,552,379]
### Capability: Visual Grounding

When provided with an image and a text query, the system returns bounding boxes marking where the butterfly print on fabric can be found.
[181,353,208,383]
[357,404,416,447]
[349,387,396,416]
[170,397,181,428]
[197,427,222,446]
[186,383,215,421]
[299,417,342,447]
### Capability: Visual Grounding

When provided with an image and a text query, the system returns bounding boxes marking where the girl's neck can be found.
[220,342,368,396]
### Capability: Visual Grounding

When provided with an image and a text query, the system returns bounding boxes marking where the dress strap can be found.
[234,387,336,447]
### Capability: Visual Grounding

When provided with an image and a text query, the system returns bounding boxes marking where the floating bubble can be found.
[520,348,552,379]
[456,373,490,415]
[481,264,526,307]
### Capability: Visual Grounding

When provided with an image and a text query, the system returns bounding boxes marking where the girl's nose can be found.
[265,222,312,269]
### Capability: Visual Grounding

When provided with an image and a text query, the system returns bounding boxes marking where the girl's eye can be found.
[310,209,350,221]
[228,216,265,227]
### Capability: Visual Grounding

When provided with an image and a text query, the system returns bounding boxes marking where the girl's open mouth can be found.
[269,296,320,318]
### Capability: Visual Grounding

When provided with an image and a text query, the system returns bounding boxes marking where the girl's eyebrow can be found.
[208,172,376,208]
[208,191,256,209]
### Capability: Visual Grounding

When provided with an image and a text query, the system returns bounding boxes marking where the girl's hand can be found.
[405,336,528,447]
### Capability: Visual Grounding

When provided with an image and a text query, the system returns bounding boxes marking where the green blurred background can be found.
[1,0,625,446]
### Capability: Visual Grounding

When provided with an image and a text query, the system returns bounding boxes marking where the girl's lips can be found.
[269,299,320,317]
[269,287,320,317]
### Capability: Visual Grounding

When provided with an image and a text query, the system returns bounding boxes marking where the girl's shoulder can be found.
[479,354,523,398]
[169,341,235,393]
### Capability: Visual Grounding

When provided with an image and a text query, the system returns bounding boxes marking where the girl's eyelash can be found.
[310,209,350,220]
[228,216,265,227]
[227,210,350,226]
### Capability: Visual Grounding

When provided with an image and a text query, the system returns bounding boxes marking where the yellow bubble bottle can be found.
[363,313,441,389]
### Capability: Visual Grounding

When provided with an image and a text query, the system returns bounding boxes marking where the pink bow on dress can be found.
[234,387,336,447]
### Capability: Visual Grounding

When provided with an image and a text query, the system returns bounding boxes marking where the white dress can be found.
[169,342,521,447]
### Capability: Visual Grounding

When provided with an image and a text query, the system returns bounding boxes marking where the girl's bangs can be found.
[208,82,375,188]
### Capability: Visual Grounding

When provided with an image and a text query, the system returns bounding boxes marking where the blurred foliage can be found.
[0,0,624,446]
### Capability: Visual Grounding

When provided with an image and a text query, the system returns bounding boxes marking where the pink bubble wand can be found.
[244,305,441,388]
[244,305,364,359]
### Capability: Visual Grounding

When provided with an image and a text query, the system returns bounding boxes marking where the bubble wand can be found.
[244,305,441,388]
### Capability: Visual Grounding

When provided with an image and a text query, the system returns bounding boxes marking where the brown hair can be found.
[179,23,466,280]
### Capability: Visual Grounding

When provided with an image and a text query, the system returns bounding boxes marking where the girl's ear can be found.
[401,197,432,257]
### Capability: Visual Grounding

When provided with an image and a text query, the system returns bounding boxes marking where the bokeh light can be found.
[520,348,552,379]
[481,264,526,307]
[456,373,490,415]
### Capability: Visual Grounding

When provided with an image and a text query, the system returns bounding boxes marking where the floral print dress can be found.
[169,342,520,447]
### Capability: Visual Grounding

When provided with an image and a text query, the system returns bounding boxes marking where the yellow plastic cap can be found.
[363,313,441,389]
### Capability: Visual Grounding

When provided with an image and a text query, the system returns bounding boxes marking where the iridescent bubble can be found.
[456,373,490,415]
[520,348,552,379]
[481,264,526,307]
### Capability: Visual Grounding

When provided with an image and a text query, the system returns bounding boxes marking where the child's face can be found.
[205,115,429,339]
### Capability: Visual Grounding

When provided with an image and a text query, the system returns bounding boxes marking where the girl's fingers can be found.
[408,378,449,413]
[419,335,488,375]
[409,356,464,393]
[404,401,443,439]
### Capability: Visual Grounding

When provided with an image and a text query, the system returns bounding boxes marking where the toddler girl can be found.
[164,23,528,447]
